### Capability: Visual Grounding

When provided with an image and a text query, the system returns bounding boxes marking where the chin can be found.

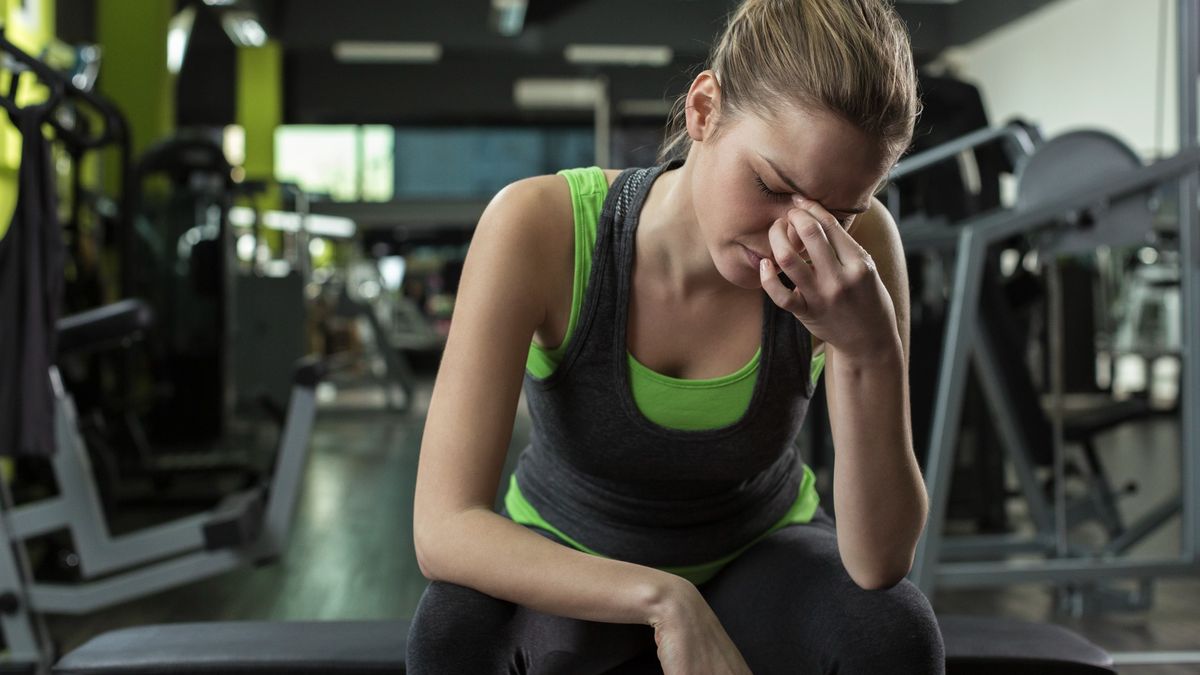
[719,256,762,291]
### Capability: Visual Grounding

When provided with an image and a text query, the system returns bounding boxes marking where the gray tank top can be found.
[512,160,817,567]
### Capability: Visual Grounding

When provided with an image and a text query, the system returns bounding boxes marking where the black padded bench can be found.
[53,615,1115,674]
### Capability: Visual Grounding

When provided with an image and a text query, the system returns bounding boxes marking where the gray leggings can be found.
[406,508,944,674]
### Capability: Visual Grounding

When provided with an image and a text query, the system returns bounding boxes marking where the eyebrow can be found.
[759,154,870,215]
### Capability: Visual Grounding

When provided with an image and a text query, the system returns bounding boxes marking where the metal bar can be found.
[910,230,988,594]
[29,550,244,614]
[968,149,1200,246]
[939,534,1052,560]
[1179,0,1200,561]
[594,76,610,169]
[1104,496,1182,555]
[889,122,1040,182]
[8,498,69,539]
[1047,259,1069,559]
[256,383,318,559]
[52,389,209,577]
[910,149,1200,595]
[0,479,53,668]
[936,557,1197,587]
[74,515,212,578]
[971,315,1056,535]
[1110,652,1200,665]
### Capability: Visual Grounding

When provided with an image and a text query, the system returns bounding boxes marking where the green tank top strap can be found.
[526,167,608,374]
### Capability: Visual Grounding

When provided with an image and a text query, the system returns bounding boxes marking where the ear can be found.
[684,70,722,142]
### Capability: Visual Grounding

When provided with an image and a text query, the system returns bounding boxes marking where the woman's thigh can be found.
[697,509,944,675]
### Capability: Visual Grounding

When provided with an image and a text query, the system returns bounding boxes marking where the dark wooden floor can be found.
[44,373,1200,673]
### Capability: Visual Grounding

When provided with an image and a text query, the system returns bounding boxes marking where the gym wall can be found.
[938,0,1178,160]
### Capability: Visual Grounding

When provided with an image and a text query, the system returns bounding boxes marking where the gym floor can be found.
[46,369,1200,674]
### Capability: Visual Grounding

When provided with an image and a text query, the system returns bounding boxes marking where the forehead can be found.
[734,108,890,208]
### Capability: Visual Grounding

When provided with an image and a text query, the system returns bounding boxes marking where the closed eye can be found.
[756,175,852,228]
[753,175,791,203]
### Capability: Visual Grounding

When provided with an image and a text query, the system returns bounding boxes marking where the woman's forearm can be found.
[416,507,689,626]
[828,342,928,589]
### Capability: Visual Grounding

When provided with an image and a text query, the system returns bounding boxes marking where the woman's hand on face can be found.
[650,581,753,675]
[758,195,898,362]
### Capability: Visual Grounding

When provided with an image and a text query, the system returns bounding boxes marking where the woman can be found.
[409,0,943,672]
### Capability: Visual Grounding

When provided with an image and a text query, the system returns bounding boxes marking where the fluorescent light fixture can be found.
[616,99,672,117]
[491,0,527,36]
[332,41,442,64]
[514,78,603,109]
[221,11,267,48]
[203,0,236,5]
[302,214,357,239]
[167,5,197,74]
[229,207,357,239]
[564,44,673,67]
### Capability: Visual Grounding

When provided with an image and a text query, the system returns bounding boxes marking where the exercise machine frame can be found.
[0,358,319,670]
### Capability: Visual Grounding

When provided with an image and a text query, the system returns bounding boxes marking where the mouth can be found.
[744,245,797,290]
[743,246,769,268]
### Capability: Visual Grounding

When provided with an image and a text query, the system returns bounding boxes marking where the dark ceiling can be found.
[59,0,1061,128]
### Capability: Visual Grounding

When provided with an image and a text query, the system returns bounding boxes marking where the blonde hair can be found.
[658,0,920,165]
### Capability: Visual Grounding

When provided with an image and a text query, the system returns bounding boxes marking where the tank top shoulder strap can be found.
[556,166,609,229]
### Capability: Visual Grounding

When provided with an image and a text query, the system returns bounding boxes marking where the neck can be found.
[638,160,745,301]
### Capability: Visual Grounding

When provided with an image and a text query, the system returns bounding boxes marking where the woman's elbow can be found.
[413,519,446,582]
[847,559,913,591]
[415,545,441,582]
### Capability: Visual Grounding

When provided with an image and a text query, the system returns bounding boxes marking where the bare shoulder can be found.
[484,169,620,245]
[485,174,572,230]
[850,197,907,308]
[846,196,899,252]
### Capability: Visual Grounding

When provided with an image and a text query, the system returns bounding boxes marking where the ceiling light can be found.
[229,207,357,239]
[564,44,673,67]
[513,78,603,110]
[332,41,443,64]
[616,99,672,117]
[221,11,267,48]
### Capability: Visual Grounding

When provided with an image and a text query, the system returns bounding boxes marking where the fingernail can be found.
[792,195,806,206]
[760,258,770,274]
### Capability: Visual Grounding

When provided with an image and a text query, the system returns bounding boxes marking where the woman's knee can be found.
[831,579,944,673]
[406,581,518,672]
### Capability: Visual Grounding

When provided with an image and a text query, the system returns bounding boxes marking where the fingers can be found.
[761,256,808,316]
[761,220,811,316]
[782,203,841,274]
[791,196,876,278]
[767,218,814,287]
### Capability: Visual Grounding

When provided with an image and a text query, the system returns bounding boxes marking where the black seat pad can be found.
[54,615,1117,674]
[941,615,1115,674]
[53,620,411,674]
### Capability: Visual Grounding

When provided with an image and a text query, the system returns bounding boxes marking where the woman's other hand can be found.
[648,579,754,675]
